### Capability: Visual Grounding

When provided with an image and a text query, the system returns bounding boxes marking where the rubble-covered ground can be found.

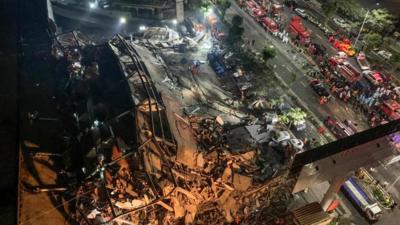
[20,27,322,225]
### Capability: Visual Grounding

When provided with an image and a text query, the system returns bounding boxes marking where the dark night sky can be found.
[357,0,400,14]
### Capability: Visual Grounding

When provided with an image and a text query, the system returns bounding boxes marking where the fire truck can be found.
[288,16,310,44]
[378,100,400,121]
[324,117,358,139]
[328,35,356,57]
[245,0,266,21]
[262,17,279,35]
[329,56,360,83]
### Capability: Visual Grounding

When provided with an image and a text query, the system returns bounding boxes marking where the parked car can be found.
[287,138,304,151]
[265,113,279,125]
[332,18,350,29]
[269,130,291,146]
[310,79,331,99]
[324,117,357,139]
[362,71,384,86]
[294,8,307,18]
[377,50,392,60]
[378,100,400,121]
[356,52,370,71]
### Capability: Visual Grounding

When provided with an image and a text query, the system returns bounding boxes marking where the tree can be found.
[390,52,400,72]
[321,1,337,25]
[367,9,396,34]
[262,45,277,62]
[231,15,243,27]
[217,0,231,21]
[225,15,244,48]
[334,0,364,20]
[363,32,383,50]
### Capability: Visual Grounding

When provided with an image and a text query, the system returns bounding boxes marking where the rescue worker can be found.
[319,96,327,105]
[317,126,326,135]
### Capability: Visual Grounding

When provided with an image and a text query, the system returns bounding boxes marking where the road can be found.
[227,1,400,224]
[226,1,369,132]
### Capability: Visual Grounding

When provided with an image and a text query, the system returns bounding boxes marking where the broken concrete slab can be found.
[233,173,252,191]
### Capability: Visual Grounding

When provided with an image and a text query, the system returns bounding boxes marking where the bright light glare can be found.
[119,17,127,24]
[139,25,146,31]
[205,8,213,16]
[89,2,95,9]
[172,19,178,25]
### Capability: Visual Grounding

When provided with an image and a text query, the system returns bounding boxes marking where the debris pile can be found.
[37,34,292,225]
[74,112,290,224]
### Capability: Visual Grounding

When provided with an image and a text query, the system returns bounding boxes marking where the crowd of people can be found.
[314,58,399,127]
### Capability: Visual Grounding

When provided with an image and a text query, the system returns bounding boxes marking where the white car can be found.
[269,130,291,145]
[264,113,279,125]
[294,8,307,18]
[333,18,349,29]
[336,51,348,60]
[289,139,304,150]
[282,138,304,152]
[377,50,392,60]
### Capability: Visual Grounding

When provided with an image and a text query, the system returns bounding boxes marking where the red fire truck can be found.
[328,34,356,57]
[262,17,279,35]
[288,16,310,44]
[329,56,360,83]
[378,100,400,121]
[245,0,266,21]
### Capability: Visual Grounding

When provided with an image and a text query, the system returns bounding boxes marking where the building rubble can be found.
[70,35,292,225]
[74,113,291,225]
[21,32,293,225]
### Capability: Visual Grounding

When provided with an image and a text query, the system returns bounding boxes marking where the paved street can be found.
[226,1,400,224]
[226,1,370,133]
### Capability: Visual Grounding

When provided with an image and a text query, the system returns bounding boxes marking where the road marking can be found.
[285,66,293,73]
[300,81,307,87]
[378,160,388,170]
[316,34,323,39]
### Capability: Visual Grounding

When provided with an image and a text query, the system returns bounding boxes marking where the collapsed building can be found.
[18,31,299,225]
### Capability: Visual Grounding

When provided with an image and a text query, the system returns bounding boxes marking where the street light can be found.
[354,2,380,48]
[204,7,213,16]
[139,25,146,31]
[89,2,96,9]
[119,17,127,25]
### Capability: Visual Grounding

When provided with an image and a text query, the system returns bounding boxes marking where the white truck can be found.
[356,52,370,71]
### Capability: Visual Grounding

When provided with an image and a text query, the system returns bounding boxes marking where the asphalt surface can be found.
[226,1,400,224]
[226,1,369,132]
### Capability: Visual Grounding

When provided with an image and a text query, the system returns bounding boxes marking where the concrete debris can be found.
[47,33,290,225]
[75,114,288,224]
[232,173,252,191]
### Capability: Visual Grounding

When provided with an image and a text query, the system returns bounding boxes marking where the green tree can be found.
[363,32,383,50]
[231,14,243,27]
[321,1,337,25]
[262,45,277,62]
[367,9,396,33]
[390,52,400,72]
[334,0,364,20]
[217,0,231,21]
[226,15,244,48]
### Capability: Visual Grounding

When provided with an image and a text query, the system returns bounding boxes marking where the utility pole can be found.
[354,2,380,49]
